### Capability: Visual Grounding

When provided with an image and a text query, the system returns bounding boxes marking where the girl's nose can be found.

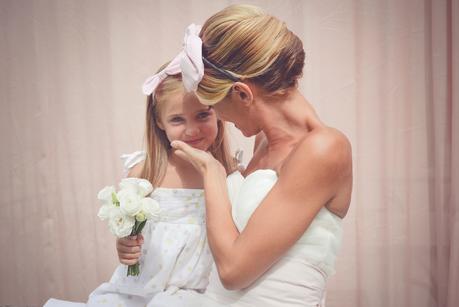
[184,124,200,137]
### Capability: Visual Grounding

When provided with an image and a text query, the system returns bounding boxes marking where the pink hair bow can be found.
[141,52,183,96]
[180,23,204,92]
[141,24,204,97]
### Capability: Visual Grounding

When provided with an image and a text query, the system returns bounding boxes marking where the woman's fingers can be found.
[171,140,214,173]
[170,140,194,155]
[171,141,199,164]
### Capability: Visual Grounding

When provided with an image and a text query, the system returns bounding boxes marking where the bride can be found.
[120,4,352,306]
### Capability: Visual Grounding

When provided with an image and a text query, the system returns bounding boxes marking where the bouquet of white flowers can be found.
[97,178,160,276]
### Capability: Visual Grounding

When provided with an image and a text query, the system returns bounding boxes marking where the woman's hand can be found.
[171,140,225,176]
[116,234,144,265]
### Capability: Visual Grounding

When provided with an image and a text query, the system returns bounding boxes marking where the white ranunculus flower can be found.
[97,186,116,205]
[119,178,139,191]
[108,207,135,238]
[141,198,161,220]
[135,212,146,222]
[97,178,158,276]
[117,188,143,217]
[97,204,114,221]
[119,178,153,197]
[136,179,153,197]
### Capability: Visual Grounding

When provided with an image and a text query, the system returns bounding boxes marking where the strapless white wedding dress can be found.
[184,169,343,307]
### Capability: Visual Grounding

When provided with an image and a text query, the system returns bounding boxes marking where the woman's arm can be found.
[172,129,352,290]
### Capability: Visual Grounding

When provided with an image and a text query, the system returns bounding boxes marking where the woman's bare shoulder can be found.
[281,127,352,182]
[302,127,351,159]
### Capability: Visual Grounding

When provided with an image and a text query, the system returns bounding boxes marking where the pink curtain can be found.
[0,1,457,306]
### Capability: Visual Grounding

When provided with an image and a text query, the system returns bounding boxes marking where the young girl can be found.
[44,55,236,307]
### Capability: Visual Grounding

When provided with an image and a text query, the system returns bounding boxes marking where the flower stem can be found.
[126,220,146,277]
[127,263,140,276]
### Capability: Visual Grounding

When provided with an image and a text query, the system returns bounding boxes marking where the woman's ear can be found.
[231,82,253,106]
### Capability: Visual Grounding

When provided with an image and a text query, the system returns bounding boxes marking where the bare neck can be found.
[160,150,203,189]
[258,89,324,151]
[168,150,197,170]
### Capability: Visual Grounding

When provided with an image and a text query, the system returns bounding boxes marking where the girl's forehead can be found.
[161,93,210,115]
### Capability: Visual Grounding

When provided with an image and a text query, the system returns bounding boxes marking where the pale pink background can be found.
[0,0,457,306]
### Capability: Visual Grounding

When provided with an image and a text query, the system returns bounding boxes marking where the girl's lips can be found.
[184,138,204,145]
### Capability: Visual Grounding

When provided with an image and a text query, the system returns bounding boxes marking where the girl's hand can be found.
[116,234,144,266]
[171,140,224,176]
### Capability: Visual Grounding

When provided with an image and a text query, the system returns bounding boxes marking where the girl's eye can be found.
[197,112,211,120]
[169,117,184,123]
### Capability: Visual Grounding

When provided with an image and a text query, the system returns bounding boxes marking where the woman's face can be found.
[212,95,260,137]
[157,92,219,151]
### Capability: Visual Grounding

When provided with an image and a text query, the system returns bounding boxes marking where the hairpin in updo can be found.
[202,57,240,82]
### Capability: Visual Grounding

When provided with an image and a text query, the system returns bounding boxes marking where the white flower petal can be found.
[136,179,153,197]
[108,207,135,238]
[119,178,154,197]
[135,212,147,222]
[119,178,138,191]
[97,204,113,221]
[118,188,143,217]
[141,198,161,220]
[97,186,116,204]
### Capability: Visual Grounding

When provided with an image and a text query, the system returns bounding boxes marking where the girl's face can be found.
[157,91,219,151]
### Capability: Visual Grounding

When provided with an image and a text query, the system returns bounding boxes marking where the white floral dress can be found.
[44,151,214,307]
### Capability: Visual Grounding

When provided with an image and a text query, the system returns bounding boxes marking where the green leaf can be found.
[112,192,120,206]
[136,220,147,234]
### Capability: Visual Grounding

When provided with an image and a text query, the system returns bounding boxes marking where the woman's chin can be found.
[234,125,256,137]
[240,129,256,137]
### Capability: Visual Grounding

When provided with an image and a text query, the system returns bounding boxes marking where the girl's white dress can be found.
[44,151,214,307]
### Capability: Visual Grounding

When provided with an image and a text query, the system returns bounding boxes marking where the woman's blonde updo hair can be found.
[197,4,305,105]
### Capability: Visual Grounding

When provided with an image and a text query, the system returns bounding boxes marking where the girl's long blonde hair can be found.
[197,4,305,105]
[139,68,235,187]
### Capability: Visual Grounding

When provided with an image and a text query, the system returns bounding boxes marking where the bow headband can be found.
[180,24,239,91]
[142,23,238,97]
[141,24,203,97]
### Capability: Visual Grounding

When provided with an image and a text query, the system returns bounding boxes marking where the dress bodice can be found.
[228,169,343,275]
[150,188,206,225]
[202,169,343,307]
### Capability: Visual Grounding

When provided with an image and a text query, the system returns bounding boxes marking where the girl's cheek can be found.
[167,126,185,140]
[201,122,219,137]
